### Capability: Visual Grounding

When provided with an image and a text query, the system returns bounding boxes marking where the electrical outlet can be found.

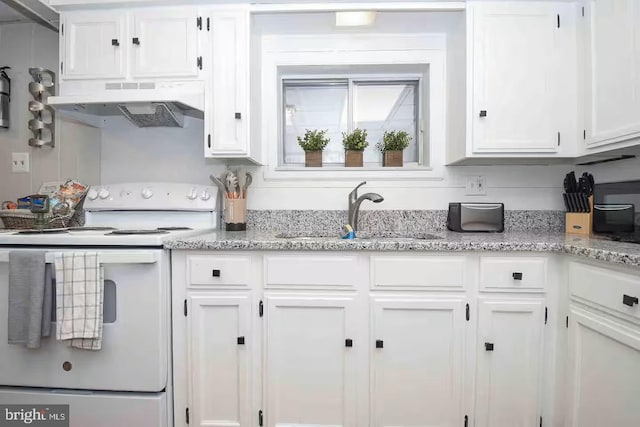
[11,152,30,173]
[465,175,486,196]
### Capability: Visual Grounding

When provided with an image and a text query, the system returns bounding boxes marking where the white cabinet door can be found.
[264,295,357,427]
[567,305,640,427]
[470,2,561,153]
[206,10,249,157]
[131,9,200,78]
[188,294,251,427]
[370,298,466,427]
[62,11,127,80]
[585,0,640,147]
[475,299,545,427]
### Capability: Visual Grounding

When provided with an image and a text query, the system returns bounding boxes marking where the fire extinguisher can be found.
[0,66,10,129]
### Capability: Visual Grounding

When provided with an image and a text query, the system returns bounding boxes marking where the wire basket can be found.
[0,209,75,230]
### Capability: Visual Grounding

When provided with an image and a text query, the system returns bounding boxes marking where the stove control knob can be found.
[98,188,110,199]
[141,188,153,199]
[187,188,198,200]
[200,190,211,201]
[86,188,99,200]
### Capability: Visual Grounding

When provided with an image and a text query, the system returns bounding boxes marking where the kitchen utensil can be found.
[209,174,227,195]
[242,172,252,198]
[567,171,578,193]
[582,172,594,196]
[225,171,239,198]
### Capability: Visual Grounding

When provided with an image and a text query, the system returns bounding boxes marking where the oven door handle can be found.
[0,251,159,264]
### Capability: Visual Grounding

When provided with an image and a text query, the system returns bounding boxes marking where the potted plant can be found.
[342,128,369,167]
[297,129,330,167]
[376,130,412,167]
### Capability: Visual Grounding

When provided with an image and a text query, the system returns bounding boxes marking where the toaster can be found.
[447,202,504,232]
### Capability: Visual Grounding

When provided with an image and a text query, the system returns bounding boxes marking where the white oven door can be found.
[0,249,169,392]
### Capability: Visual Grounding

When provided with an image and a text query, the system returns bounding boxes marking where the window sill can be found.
[265,163,444,181]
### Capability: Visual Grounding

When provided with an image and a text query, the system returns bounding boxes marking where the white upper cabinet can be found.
[131,9,200,78]
[468,2,573,156]
[60,8,202,82]
[583,0,640,149]
[370,298,466,427]
[62,11,126,80]
[205,8,253,159]
[475,298,545,427]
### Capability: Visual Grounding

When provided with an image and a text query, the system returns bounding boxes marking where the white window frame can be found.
[261,33,447,180]
[281,75,423,166]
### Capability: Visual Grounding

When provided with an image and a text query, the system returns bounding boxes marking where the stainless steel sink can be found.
[274,231,443,240]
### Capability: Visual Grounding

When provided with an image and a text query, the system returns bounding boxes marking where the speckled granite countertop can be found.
[165,230,640,269]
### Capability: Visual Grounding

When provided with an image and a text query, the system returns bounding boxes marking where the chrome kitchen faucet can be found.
[348,181,384,232]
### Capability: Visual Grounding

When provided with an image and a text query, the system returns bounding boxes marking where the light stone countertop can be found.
[165,230,640,269]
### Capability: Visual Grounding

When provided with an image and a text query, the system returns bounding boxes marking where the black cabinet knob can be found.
[375,339,384,349]
[235,112,242,120]
[345,339,353,348]
[479,110,487,117]
[623,294,639,307]
[212,269,221,277]
[237,336,245,345]
[132,37,140,45]
[485,342,494,351]
[512,272,523,280]
[111,39,119,46]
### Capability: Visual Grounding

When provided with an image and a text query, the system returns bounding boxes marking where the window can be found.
[261,32,448,179]
[282,77,421,167]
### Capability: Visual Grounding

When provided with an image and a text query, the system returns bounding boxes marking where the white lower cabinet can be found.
[173,252,562,427]
[187,294,252,427]
[370,298,466,427]
[263,295,358,427]
[567,305,640,427]
[475,298,545,427]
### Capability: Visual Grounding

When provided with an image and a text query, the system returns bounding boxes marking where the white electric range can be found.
[0,182,217,427]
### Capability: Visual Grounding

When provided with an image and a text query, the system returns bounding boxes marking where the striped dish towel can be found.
[55,252,104,351]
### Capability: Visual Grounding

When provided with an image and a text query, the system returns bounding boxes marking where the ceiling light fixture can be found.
[335,11,377,27]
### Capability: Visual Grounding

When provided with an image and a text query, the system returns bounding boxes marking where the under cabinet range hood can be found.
[1,0,59,32]
[47,88,204,128]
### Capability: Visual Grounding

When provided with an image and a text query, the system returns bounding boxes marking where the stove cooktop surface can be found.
[0,226,208,246]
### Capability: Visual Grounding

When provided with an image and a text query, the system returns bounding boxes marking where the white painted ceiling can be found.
[0,2,26,23]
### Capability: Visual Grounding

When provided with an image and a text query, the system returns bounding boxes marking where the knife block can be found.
[565,196,593,235]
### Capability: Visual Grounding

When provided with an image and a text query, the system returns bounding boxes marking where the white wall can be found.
[0,22,100,204]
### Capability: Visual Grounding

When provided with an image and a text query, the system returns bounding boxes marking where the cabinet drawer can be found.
[479,257,547,292]
[264,255,359,288]
[187,255,252,287]
[370,255,466,290]
[569,262,640,320]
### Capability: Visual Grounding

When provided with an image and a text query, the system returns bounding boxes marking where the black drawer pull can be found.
[345,338,353,348]
[132,37,140,45]
[212,269,221,277]
[111,39,119,46]
[237,336,245,345]
[623,294,639,307]
[375,339,384,349]
[235,112,242,120]
[485,342,494,351]
[479,110,487,117]
[512,272,523,280]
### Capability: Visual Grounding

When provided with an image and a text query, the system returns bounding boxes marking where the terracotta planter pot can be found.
[345,150,364,167]
[305,150,322,167]
[382,150,403,167]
